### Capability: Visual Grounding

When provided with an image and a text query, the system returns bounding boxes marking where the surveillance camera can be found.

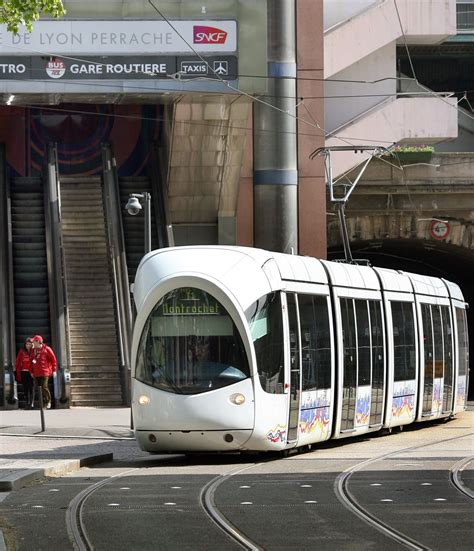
[125,196,142,216]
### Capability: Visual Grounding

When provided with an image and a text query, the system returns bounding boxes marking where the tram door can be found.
[441,306,453,413]
[286,293,301,442]
[421,303,454,416]
[340,298,357,430]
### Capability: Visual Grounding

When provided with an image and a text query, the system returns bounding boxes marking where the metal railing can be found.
[0,144,17,407]
[45,143,71,407]
[102,143,133,405]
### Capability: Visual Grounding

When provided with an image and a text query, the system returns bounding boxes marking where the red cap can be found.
[32,335,43,343]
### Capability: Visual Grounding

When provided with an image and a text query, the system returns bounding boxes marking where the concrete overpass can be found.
[327,152,474,397]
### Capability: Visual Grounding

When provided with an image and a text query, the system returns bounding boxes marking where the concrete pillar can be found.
[253,0,298,254]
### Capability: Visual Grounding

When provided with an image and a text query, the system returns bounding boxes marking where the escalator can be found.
[1,141,170,409]
[59,176,124,406]
[10,177,52,407]
[10,178,51,348]
[4,178,52,407]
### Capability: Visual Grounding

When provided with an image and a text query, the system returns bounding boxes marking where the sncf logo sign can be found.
[193,25,227,44]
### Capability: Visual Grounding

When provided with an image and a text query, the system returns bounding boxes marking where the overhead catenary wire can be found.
[7,102,397,145]
[1,2,471,153]
[145,0,341,144]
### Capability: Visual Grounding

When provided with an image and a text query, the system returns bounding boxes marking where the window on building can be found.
[457,2,474,30]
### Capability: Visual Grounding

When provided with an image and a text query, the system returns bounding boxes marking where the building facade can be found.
[323,0,472,398]
[0,1,325,408]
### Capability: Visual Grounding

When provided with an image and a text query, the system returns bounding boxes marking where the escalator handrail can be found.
[102,144,133,405]
[45,143,70,402]
[0,143,17,404]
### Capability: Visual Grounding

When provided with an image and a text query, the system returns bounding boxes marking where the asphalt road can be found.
[1,413,472,550]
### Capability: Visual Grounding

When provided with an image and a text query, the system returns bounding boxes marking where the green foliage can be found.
[393,145,434,153]
[0,0,66,34]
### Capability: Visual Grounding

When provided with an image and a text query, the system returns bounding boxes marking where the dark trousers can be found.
[34,376,51,407]
[20,370,34,405]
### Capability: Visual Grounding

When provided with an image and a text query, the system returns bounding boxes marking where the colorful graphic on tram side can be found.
[299,408,330,436]
[299,391,331,437]
[456,377,466,407]
[392,380,416,422]
[266,424,286,443]
[355,386,371,427]
[432,379,443,415]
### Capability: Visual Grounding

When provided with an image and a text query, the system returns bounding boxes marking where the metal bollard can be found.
[35,379,46,432]
[4,367,18,409]
[59,368,71,407]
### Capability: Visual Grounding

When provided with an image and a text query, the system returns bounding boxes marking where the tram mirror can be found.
[125,196,142,215]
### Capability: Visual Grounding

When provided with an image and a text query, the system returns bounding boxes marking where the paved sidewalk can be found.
[0,407,135,492]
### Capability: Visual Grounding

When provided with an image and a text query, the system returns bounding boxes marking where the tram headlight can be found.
[229,393,246,405]
[138,394,151,406]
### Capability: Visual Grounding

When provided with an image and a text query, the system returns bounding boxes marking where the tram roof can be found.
[134,247,464,310]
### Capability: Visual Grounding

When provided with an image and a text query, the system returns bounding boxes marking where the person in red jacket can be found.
[15,337,34,409]
[30,335,57,409]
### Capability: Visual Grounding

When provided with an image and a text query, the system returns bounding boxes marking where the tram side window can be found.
[298,294,332,391]
[456,308,469,377]
[432,306,444,378]
[246,293,285,394]
[441,306,453,412]
[369,300,384,425]
[355,300,371,386]
[340,298,357,431]
[391,301,416,381]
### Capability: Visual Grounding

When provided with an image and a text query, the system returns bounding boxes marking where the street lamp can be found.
[125,192,151,254]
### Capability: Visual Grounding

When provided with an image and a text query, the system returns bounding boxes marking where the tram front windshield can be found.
[135,287,250,394]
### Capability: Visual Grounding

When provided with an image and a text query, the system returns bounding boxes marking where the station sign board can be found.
[0,55,238,80]
[0,20,237,55]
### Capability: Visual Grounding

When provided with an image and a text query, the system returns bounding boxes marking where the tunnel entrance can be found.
[328,238,473,400]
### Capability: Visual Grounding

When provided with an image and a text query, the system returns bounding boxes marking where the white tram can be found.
[131,246,469,453]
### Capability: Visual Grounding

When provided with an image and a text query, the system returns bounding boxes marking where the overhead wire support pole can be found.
[310,145,391,264]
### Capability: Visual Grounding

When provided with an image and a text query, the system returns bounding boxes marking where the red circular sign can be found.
[429,220,450,240]
[46,58,66,79]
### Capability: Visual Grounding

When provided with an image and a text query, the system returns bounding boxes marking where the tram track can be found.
[64,459,262,551]
[66,468,140,551]
[200,463,264,551]
[450,455,474,500]
[62,432,472,550]
[334,432,474,550]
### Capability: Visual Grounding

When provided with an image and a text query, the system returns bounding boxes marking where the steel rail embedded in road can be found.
[200,463,264,551]
[450,455,474,500]
[334,432,474,550]
[66,468,139,551]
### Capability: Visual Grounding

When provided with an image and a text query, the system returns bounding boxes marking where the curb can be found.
[0,453,113,492]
